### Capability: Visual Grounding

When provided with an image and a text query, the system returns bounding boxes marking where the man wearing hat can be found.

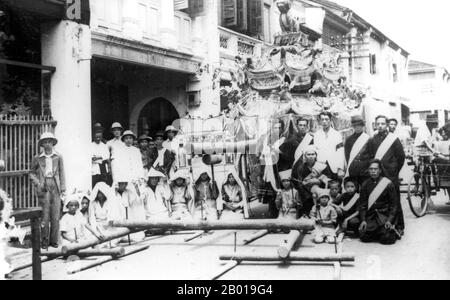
[30,132,66,249]
[91,127,111,187]
[138,135,157,172]
[163,125,180,153]
[113,130,145,184]
[153,131,175,176]
[344,115,371,186]
[107,122,125,181]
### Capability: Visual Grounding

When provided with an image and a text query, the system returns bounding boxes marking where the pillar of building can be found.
[189,0,221,118]
[41,20,92,192]
[122,0,143,41]
[160,0,178,49]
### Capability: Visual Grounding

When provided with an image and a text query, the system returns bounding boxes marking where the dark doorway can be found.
[138,98,180,138]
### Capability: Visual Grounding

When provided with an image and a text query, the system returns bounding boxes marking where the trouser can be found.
[360,227,398,245]
[39,178,61,247]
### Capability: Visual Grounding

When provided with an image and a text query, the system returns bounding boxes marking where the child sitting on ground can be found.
[141,168,172,222]
[310,189,338,244]
[194,168,219,221]
[334,178,361,235]
[221,171,245,220]
[276,170,301,221]
[80,194,90,224]
[60,194,104,246]
[169,170,194,221]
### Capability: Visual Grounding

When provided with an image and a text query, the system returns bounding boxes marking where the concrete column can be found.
[41,21,92,192]
[160,0,177,49]
[191,16,205,56]
[189,0,221,118]
[122,0,143,41]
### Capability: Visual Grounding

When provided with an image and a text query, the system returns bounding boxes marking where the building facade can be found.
[408,60,450,127]
[0,0,411,203]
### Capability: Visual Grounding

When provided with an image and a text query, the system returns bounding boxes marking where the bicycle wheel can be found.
[407,172,430,217]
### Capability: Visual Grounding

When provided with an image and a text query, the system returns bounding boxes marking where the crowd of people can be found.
[27,112,450,249]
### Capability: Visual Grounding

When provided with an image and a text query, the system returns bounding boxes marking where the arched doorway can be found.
[138,98,180,137]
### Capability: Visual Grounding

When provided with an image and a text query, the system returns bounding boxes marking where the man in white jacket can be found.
[314,111,345,180]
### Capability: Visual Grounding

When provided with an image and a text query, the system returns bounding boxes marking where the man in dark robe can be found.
[359,159,400,245]
[344,115,371,186]
[366,115,406,234]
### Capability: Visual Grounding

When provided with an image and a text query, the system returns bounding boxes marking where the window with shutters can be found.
[94,0,123,30]
[219,0,267,41]
[138,0,161,38]
[370,54,377,74]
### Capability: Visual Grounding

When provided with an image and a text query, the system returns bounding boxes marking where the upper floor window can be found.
[392,63,398,83]
[220,0,268,41]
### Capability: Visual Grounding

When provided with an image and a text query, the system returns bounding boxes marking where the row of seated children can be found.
[59,167,246,246]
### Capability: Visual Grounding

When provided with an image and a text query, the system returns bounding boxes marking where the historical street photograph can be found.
[1,0,449,283]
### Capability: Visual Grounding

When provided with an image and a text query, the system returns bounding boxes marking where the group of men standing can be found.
[266,112,406,244]
[91,122,180,187]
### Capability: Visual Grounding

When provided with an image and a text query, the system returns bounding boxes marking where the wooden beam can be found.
[184,231,205,243]
[66,245,150,275]
[219,252,355,263]
[42,247,126,258]
[62,228,134,255]
[110,219,315,232]
[0,58,56,73]
[11,208,43,223]
[277,231,304,259]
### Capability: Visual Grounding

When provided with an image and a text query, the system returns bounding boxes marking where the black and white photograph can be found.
[0,0,449,282]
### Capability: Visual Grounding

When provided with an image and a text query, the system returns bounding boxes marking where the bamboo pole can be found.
[66,245,150,275]
[201,260,240,281]
[61,228,134,255]
[184,231,205,243]
[277,231,304,259]
[242,230,269,245]
[110,219,315,232]
[219,252,355,262]
[41,247,126,258]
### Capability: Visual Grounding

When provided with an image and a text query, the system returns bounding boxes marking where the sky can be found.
[334,0,450,70]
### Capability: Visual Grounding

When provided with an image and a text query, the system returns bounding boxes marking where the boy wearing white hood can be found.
[114,179,146,242]
[89,182,122,248]
[169,169,194,220]
[221,170,246,220]
[193,168,219,221]
[141,168,172,221]
[276,170,302,221]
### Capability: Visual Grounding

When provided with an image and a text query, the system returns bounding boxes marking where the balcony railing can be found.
[219,26,263,58]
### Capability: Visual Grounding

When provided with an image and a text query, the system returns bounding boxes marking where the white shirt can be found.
[113,145,145,183]
[91,142,110,175]
[39,151,57,178]
[314,127,345,174]
[107,138,124,158]
[163,137,179,153]
[60,212,87,241]
[142,185,171,219]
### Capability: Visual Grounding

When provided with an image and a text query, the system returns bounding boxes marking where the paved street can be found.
[9,188,450,280]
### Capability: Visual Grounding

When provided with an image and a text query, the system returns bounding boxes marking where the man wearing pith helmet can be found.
[30,132,66,249]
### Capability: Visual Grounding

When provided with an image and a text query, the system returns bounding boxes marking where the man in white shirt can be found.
[92,130,111,187]
[162,125,179,153]
[314,111,345,180]
[107,122,124,183]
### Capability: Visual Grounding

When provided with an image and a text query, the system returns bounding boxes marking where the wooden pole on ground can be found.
[201,260,240,281]
[219,252,355,262]
[110,219,315,232]
[333,233,345,280]
[242,230,269,245]
[184,231,205,242]
[66,245,149,275]
[41,247,125,258]
[277,231,304,259]
[61,228,134,255]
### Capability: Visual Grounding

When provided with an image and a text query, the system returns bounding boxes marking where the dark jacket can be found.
[367,132,406,184]
[30,152,66,194]
[344,132,371,178]
[359,177,398,232]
